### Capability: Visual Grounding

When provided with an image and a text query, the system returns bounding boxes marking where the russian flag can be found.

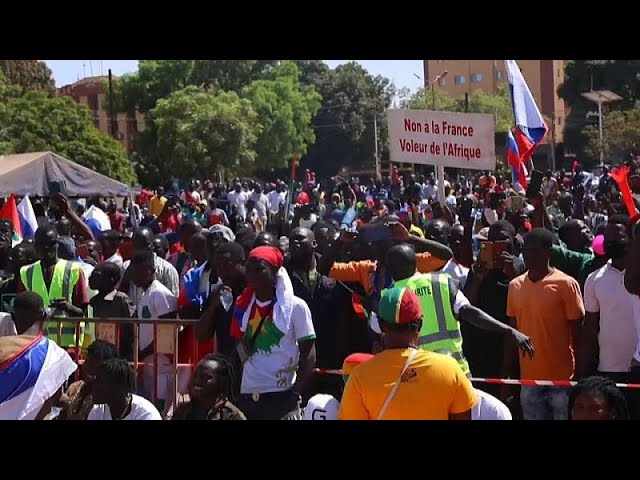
[507,130,528,188]
[0,334,77,420]
[0,194,23,246]
[505,60,548,174]
[17,195,38,240]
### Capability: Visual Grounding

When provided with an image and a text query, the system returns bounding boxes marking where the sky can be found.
[44,60,425,91]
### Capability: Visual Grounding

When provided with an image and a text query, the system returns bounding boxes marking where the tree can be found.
[558,60,640,164]
[403,83,513,132]
[242,62,321,170]
[0,60,55,94]
[301,62,395,177]
[583,107,640,162]
[0,76,136,184]
[111,60,279,114]
[145,86,261,183]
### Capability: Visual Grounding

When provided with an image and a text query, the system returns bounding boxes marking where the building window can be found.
[88,94,99,112]
[438,77,447,87]
[454,75,466,85]
[436,60,444,63]
[471,73,483,83]
[496,70,505,80]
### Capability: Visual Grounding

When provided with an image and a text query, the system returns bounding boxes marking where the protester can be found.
[61,340,119,420]
[569,376,629,420]
[19,225,89,350]
[506,228,585,420]
[88,358,162,420]
[338,286,477,420]
[231,246,316,420]
[172,354,246,420]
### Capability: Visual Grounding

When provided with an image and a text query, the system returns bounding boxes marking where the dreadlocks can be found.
[96,358,135,394]
[201,353,236,402]
[569,376,630,420]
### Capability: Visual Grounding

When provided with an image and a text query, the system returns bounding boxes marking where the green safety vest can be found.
[392,272,470,376]
[20,260,84,349]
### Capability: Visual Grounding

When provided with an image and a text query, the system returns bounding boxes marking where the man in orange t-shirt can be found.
[507,228,585,420]
[338,286,477,420]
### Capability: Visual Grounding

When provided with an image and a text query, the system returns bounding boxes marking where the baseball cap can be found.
[378,286,422,325]
[208,225,235,242]
[302,394,339,420]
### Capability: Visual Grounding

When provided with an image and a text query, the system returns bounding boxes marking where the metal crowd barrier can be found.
[50,316,201,416]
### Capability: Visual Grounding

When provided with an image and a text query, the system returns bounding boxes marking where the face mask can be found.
[604,241,627,259]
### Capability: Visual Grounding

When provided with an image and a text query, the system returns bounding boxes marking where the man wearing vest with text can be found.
[19,225,89,351]
[371,245,534,377]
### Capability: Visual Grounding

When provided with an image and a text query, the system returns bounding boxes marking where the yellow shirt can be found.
[149,196,167,217]
[338,348,477,420]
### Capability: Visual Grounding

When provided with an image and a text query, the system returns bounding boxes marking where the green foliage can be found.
[558,60,640,163]
[300,62,395,177]
[145,86,260,182]
[583,107,640,162]
[0,76,136,184]
[242,61,321,170]
[0,60,55,94]
[403,83,513,132]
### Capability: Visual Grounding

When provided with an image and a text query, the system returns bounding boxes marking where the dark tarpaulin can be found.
[0,151,130,197]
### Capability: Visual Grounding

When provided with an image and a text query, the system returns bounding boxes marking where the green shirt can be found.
[550,245,599,291]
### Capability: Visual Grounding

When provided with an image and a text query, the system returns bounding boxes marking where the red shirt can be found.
[297,192,310,205]
[108,211,125,232]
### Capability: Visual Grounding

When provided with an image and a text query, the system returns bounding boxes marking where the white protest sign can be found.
[387,109,496,171]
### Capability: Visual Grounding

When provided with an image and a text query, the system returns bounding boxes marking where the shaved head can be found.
[386,244,417,281]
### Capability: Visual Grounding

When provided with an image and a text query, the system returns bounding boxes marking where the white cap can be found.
[302,394,339,420]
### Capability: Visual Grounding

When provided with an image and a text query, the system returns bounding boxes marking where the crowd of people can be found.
[1,161,639,421]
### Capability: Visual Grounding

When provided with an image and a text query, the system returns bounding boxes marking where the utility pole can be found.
[373,107,381,180]
[550,114,557,172]
[108,69,117,139]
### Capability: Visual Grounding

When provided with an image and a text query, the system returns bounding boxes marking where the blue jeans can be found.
[520,385,569,420]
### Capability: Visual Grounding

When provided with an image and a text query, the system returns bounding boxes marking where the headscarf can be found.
[231,246,294,338]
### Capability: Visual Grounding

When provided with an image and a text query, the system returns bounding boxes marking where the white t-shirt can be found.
[227,191,249,219]
[240,296,316,394]
[0,312,16,336]
[440,261,469,289]
[105,252,125,272]
[299,214,318,230]
[446,195,457,207]
[250,192,269,220]
[303,394,339,420]
[137,280,178,350]
[472,389,512,420]
[629,292,640,363]
[267,191,286,214]
[88,394,162,420]
[422,184,438,200]
[584,263,638,372]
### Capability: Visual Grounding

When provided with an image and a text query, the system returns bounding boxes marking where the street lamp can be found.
[581,89,623,164]
[431,71,448,109]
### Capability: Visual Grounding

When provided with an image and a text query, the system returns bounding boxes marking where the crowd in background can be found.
[1,159,639,421]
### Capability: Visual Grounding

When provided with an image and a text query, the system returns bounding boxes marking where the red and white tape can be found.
[312,369,640,390]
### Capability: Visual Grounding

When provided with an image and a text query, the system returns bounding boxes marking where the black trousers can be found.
[237,390,301,420]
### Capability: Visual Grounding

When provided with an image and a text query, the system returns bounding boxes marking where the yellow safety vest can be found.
[391,272,470,376]
[20,260,84,349]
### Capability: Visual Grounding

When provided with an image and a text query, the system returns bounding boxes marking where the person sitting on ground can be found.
[569,376,630,420]
[171,354,246,420]
[61,340,120,420]
[88,358,162,420]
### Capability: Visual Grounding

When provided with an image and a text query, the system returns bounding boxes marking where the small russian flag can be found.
[507,130,528,188]
[506,60,548,184]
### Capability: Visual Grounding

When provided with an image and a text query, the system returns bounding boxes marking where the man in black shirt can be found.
[287,227,354,399]
[463,220,526,399]
[0,242,37,315]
